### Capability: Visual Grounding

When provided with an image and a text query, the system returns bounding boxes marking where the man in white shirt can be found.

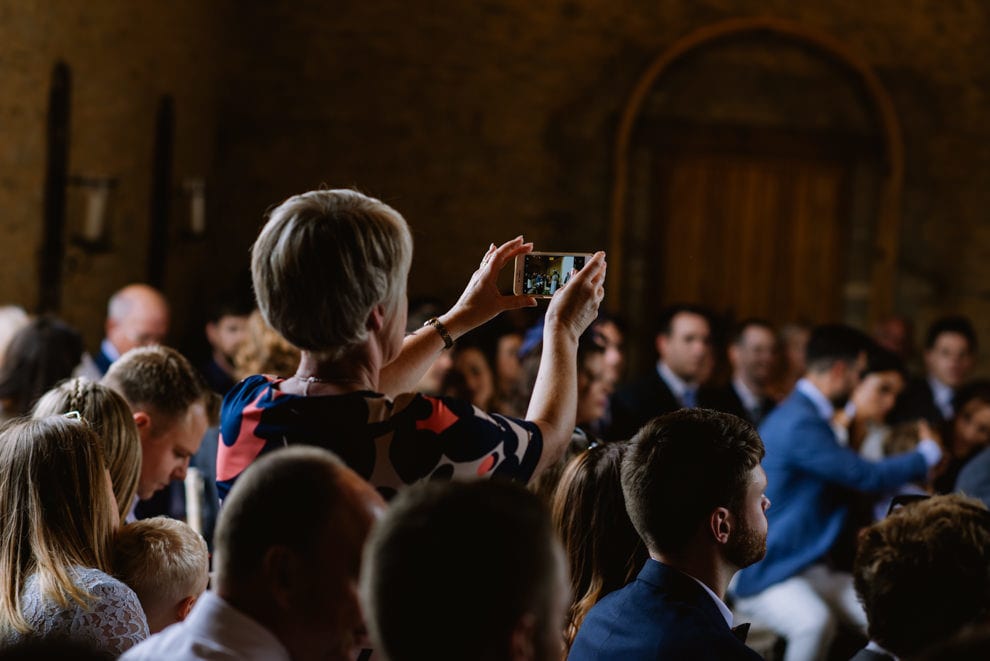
[123,446,385,661]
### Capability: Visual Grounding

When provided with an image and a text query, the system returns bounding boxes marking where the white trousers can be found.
[734,565,868,661]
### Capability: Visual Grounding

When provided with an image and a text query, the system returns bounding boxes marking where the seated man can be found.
[123,446,385,660]
[852,495,990,660]
[569,408,768,660]
[607,304,713,440]
[888,315,976,425]
[361,479,568,661]
[733,325,942,661]
[102,346,213,518]
[706,318,778,427]
[113,517,210,634]
[78,283,170,380]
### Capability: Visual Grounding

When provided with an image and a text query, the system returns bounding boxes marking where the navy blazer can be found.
[568,560,763,661]
[735,389,930,597]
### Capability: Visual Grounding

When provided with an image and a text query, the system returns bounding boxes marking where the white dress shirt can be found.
[121,591,290,661]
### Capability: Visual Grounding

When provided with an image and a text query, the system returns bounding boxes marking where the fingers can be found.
[501,294,538,310]
[488,236,533,271]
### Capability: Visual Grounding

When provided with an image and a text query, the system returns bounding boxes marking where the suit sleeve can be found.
[787,417,929,492]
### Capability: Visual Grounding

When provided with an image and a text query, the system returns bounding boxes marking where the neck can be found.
[653,549,732,601]
[735,372,764,399]
[212,348,235,375]
[803,372,832,400]
[286,349,380,395]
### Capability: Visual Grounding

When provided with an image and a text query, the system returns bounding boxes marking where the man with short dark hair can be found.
[733,324,942,661]
[889,315,977,425]
[123,446,385,661]
[569,409,768,660]
[706,318,778,426]
[361,479,567,661]
[103,346,213,514]
[607,304,712,440]
[852,495,990,660]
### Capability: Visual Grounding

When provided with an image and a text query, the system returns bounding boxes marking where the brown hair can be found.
[0,417,116,634]
[102,345,214,434]
[552,442,648,651]
[622,409,765,555]
[854,494,990,657]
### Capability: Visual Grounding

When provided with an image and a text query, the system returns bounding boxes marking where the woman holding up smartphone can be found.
[217,189,606,500]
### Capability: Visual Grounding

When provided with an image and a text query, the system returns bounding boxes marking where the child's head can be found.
[113,517,209,633]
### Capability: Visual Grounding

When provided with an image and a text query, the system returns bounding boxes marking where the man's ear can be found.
[710,507,731,545]
[261,545,298,611]
[175,594,197,621]
[132,411,151,433]
[367,304,385,332]
[509,612,537,661]
[655,333,667,359]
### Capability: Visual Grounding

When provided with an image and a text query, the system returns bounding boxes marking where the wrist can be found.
[438,310,473,342]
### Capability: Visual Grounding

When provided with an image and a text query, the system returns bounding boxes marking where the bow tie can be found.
[731,622,750,644]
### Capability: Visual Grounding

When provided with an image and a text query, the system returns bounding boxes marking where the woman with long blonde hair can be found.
[0,416,148,653]
[33,377,142,523]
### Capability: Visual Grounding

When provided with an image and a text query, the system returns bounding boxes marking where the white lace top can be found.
[4,566,149,655]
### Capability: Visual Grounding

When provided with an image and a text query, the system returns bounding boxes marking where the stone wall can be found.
[2,0,990,368]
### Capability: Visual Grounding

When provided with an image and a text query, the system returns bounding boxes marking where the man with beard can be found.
[569,409,769,660]
[733,325,942,661]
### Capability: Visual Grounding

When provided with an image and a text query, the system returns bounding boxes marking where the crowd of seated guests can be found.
[5,188,990,660]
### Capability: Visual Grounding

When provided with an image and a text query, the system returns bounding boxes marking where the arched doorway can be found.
[608,17,903,369]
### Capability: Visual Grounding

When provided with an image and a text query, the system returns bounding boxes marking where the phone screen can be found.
[520,254,586,296]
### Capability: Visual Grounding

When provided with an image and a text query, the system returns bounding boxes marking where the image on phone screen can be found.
[520,254,586,296]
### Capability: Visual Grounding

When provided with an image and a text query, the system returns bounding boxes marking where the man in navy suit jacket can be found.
[607,304,713,441]
[733,325,942,661]
[569,409,768,660]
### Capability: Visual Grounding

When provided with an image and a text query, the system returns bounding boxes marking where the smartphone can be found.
[513,251,592,298]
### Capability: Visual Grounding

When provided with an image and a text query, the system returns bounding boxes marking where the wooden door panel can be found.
[655,153,845,326]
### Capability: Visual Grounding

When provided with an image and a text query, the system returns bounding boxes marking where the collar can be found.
[658,361,692,401]
[865,640,899,660]
[181,592,290,660]
[732,377,761,413]
[796,378,835,421]
[928,376,955,418]
[101,337,121,363]
[638,560,733,629]
[686,574,733,628]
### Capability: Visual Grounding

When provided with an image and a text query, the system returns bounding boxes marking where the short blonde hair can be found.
[113,517,209,623]
[251,189,413,361]
[0,416,116,635]
[33,378,141,523]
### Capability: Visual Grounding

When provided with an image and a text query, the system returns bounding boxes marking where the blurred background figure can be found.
[770,321,810,400]
[0,316,83,420]
[0,306,28,369]
[889,315,976,426]
[78,284,170,381]
[200,292,253,395]
[706,318,778,427]
[872,314,916,370]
